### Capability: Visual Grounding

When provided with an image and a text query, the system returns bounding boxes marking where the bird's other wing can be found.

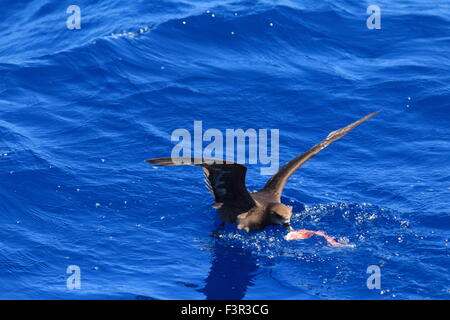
[146,157,256,211]
[262,111,380,200]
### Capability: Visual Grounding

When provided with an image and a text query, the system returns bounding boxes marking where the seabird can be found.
[146,111,379,235]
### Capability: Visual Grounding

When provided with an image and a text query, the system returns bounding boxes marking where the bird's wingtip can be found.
[361,110,381,122]
[145,158,168,166]
[368,110,381,118]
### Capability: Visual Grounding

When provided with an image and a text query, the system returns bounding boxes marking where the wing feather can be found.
[262,111,380,200]
[146,157,256,211]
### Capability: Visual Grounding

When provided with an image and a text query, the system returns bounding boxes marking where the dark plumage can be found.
[146,111,379,232]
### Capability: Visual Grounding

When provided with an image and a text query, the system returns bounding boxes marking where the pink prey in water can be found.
[285,229,349,247]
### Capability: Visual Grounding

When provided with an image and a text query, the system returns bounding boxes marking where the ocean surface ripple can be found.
[0,0,449,299]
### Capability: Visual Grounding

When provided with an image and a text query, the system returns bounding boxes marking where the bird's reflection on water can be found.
[199,231,258,300]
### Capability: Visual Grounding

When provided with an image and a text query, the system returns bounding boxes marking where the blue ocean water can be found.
[0,0,449,300]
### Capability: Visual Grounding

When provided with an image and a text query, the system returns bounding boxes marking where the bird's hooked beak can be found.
[283,222,293,232]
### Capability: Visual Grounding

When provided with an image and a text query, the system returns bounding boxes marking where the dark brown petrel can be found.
[146,111,379,233]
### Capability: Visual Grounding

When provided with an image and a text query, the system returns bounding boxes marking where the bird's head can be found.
[268,203,293,231]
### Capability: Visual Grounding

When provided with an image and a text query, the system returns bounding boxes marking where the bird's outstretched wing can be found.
[146,158,256,211]
[262,111,380,200]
